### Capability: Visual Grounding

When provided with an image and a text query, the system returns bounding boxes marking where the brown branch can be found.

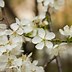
[56,54,62,72]
[44,56,56,69]
[2,8,9,25]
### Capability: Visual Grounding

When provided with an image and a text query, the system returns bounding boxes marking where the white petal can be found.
[0,36,8,45]
[38,28,45,38]
[45,31,55,40]
[59,29,65,35]
[24,37,31,42]
[0,47,6,53]
[11,36,23,43]
[39,13,45,20]
[64,25,70,35]
[37,0,43,3]
[46,41,53,49]
[59,25,70,36]
[33,60,38,65]
[17,28,24,35]
[44,0,49,6]
[53,45,59,49]
[5,44,17,51]
[64,25,69,31]
[32,36,42,44]
[35,42,44,50]
[24,26,33,33]
[5,29,13,35]
[21,19,31,25]
[10,23,19,31]
[44,0,54,6]
[13,59,22,66]
[15,18,20,24]
[43,21,48,25]
[30,29,37,37]
[0,0,4,7]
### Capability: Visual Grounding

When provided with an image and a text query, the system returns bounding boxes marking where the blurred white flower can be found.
[21,54,44,72]
[6,35,23,51]
[0,35,8,55]
[32,28,55,49]
[59,25,72,37]
[37,0,43,3]
[0,35,8,45]
[10,18,33,35]
[44,0,54,6]
[49,43,67,57]
[53,0,64,10]
[0,55,8,71]
[0,24,7,36]
[12,58,22,67]
[0,0,4,7]
[0,29,23,55]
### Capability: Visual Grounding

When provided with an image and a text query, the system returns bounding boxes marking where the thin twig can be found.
[56,54,62,72]
[44,56,56,69]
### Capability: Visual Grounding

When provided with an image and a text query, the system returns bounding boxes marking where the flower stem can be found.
[51,39,72,43]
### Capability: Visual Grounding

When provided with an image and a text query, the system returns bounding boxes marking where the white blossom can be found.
[32,28,55,49]
[0,0,4,7]
[10,18,33,35]
[44,0,54,7]
[59,25,72,37]
[37,0,43,3]
[49,43,67,57]
[0,54,44,72]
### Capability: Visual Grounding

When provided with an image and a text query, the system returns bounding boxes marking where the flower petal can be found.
[17,28,24,35]
[24,26,33,33]
[37,0,43,3]
[5,29,13,35]
[0,0,4,7]
[46,41,53,49]
[30,29,37,37]
[45,31,55,40]
[0,36,8,45]
[32,36,42,44]
[38,28,45,38]
[15,18,20,25]
[59,29,65,35]
[64,25,70,35]
[12,59,22,66]
[35,42,44,50]
[10,23,19,31]
[21,19,31,26]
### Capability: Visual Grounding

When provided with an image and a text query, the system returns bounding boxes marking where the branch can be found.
[2,7,9,25]
[44,56,56,69]
[56,54,62,72]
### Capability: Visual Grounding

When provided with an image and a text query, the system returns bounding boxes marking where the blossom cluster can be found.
[0,0,72,72]
[0,23,45,72]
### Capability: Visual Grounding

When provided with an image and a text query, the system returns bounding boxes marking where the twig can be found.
[44,56,56,69]
[56,54,62,72]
